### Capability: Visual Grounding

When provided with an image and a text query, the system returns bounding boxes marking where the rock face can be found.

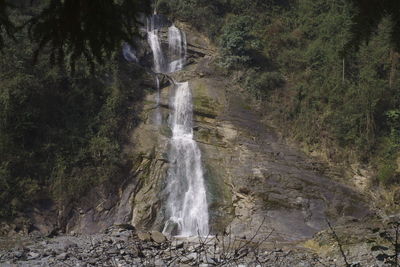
[126,22,371,241]
[57,21,371,242]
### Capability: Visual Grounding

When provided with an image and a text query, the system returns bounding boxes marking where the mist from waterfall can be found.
[122,43,138,63]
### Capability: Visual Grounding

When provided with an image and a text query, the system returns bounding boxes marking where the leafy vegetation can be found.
[0,5,147,218]
[158,0,400,186]
[0,0,14,48]
[348,0,400,51]
[0,0,150,69]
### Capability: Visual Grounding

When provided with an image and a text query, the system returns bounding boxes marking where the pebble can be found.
[27,251,40,260]
[56,252,68,260]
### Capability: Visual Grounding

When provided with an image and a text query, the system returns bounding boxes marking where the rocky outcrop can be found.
[114,23,371,241]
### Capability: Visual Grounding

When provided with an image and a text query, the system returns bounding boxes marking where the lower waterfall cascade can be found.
[162,82,209,237]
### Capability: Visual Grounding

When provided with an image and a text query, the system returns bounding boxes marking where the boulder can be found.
[137,231,151,242]
[150,231,167,243]
[56,252,68,260]
[27,251,40,260]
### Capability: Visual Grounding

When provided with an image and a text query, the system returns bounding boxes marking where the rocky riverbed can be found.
[1,219,398,267]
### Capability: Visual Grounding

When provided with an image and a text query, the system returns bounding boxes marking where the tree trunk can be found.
[342,57,345,84]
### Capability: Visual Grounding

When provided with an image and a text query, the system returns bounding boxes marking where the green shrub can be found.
[377,161,398,185]
[156,0,171,14]
[386,109,400,144]
[219,15,255,68]
[245,70,284,100]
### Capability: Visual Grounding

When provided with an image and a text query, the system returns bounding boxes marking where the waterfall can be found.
[147,19,187,74]
[145,14,209,236]
[154,76,162,125]
[122,43,138,63]
[163,82,209,237]
[147,14,165,124]
[147,16,167,73]
[168,25,187,73]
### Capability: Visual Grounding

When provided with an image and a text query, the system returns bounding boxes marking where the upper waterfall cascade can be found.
[146,15,209,236]
[147,16,187,74]
[147,17,165,73]
[168,25,187,73]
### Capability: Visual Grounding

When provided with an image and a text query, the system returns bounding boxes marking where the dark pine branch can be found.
[27,0,150,70]
[0,0,15,49]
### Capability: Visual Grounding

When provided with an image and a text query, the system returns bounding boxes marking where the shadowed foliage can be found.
[0,0,150,69]
[0,2,150,218]
[0,0,14,48]
[349,0,400,51]
[27,0,150,70]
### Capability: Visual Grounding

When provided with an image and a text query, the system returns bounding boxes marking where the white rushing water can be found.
[147,14,165,124]
[163,82,209,237]
[168,25,187,73]
[122,43,138,63]
[147,32,166,73]
[146,14,209,236]
[154,76,162,125]
[147,15,166,73]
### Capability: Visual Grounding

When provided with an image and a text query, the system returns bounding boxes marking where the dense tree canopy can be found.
[159,0,400,186]
[0,2,149,218]
[1,0,150,69]
[0,0,14,48]
[349,0,400,51]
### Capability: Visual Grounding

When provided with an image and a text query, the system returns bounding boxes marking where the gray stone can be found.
[154,259,165,266]
[59,240,78,251]
[27,251,40,260]
[56,252,68,260]
[186,253,198,261]
[13,251,23,258]
[172,240,184,249]
[137,231,151,241]
[150,231,167,243]
[107,248,119,255]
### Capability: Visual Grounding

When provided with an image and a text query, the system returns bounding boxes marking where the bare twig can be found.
[326,220,351,267]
